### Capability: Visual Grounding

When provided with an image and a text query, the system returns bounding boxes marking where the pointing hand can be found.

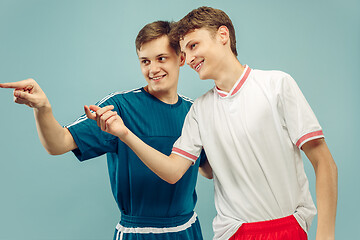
[0,79,50,109]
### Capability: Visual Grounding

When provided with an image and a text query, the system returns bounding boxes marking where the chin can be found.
[197,67,210,80]
[152,85,168,93]
[198,72,209,80]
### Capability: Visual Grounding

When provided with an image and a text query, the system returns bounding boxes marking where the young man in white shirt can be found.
[83,7,337,240]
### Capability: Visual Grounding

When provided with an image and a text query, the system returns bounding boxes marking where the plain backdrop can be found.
[0,0,359,239]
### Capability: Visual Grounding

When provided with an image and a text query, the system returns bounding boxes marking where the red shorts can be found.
[229,215,307,240]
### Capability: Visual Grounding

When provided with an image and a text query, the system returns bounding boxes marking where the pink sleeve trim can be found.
[296,130,324,148]
[172,147,198,161]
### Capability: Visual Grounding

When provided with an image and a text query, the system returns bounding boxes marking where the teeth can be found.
[195,61,203,71]
[151,75,164,80]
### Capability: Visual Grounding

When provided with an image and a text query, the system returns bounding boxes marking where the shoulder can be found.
[95,87,144,106]
[250,68,295,92]
[192,87,216,107]
[251,68,291,82]
[178,94,194,104]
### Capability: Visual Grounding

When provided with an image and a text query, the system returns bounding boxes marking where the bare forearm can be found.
[34,106,76,155]
[1,79,77,155]
[315,157,338,239]
[84,104,192,184]
[121,129,192,184]
[303,139,338,239]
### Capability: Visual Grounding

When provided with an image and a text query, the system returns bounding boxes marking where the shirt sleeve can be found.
[278,73,324,149]
[172,104,203,164]
[65,95,119,161]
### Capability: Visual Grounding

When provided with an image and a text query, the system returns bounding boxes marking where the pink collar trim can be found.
[216,65,251,97]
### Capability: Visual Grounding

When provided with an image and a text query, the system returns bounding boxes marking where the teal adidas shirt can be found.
[66,87,204,218]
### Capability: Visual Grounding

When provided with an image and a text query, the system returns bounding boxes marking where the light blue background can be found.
[0,0,359,239]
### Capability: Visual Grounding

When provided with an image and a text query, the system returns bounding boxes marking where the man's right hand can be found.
[0,78,50,110]
[1,78,77,155]
[84,105,129,139]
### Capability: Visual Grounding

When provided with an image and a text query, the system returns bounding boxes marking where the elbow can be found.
[331,161,338,178]
[199,165,213,179]
[168,180,178,185]
[200,170,213,179]
[205,173,213,179]
[47,150,61,156]
[45,147,64,156]
[326,156,338,177]
[167,172,184,185]
[167,176,181,185]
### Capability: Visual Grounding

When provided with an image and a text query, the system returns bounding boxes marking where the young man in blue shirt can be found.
[1,21,210,240]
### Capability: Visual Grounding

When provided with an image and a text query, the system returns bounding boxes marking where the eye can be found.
[158,56,167,62]
[141,59,150,65]
[190,43,197,50]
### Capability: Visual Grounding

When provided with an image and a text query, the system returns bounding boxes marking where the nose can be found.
[149,62,161,76]
[186,54,195,66]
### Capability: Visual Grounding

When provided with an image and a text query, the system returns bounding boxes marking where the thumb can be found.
[14,90,34,101]
[84,105,96,120]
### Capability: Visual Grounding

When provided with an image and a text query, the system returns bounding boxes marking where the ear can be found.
[217,26,230,45]
[179,51,186,67]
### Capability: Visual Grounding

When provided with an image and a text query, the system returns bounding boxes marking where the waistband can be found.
[116,211,198,234]
[240,215,300,234]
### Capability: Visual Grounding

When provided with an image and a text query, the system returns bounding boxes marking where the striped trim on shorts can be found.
[115,212,198,240]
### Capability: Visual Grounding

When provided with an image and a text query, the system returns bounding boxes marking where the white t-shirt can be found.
[172,66,323,240]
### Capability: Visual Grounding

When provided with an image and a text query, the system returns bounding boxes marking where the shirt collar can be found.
[215,65,251,98]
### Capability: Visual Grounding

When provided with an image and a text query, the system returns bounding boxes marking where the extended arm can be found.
[302,138,338,240]
[0,79,77,155]
[84,105,193,184]
[123,129,193,184]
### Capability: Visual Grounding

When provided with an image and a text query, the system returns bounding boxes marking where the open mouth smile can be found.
[194,60,204,72]
[150,74,166,82]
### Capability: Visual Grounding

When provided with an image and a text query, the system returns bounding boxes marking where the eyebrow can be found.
[139,53,169,60]
[184,40,195,50]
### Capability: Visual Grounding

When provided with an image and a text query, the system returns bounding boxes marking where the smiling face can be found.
[180,28,226,81]
[138,35,184,95]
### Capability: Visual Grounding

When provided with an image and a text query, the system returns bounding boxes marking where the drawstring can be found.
[116,229,123,240]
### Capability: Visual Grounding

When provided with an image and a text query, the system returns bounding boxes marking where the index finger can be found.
[92,105,114,116]
[88,105,101,112]
[0,79,34,89]
[84,105,96,120]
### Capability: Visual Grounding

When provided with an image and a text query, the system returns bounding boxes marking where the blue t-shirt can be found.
[66,87,203,218]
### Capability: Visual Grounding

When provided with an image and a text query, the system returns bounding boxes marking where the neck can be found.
[213,56,245,93]
[144,86,178,104]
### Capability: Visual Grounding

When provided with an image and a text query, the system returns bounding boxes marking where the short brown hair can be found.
[135,21,180,55]
[171,6,238,56]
